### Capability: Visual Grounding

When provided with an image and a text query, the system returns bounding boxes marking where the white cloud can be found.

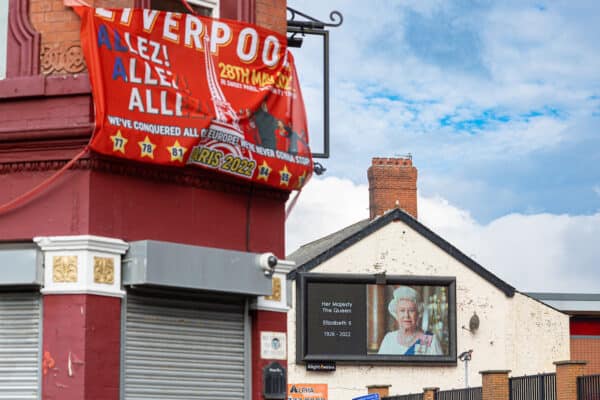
[286,179,600,293]
[284,0,600,293]
[420,200,600,292]
[285,177,368,253]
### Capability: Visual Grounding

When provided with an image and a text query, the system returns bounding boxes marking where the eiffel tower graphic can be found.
[200,34,250,158]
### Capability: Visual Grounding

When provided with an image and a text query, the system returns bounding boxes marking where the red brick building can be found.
[528,293,600,374]
[0,1,292,400]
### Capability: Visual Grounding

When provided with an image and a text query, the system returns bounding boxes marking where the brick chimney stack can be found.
[367,157,418,220]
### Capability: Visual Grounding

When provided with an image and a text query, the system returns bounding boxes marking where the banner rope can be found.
[0,146,90,215]
[285,188,302,220]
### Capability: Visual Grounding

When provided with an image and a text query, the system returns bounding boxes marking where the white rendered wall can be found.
[287,220,569,400]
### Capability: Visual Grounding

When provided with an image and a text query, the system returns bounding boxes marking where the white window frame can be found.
[0,1,9,80]
[188,0,219,18]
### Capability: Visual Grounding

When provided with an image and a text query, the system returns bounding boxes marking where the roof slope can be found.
[287,208,516,297]
[527,292,600,314]
[288,219,371,267]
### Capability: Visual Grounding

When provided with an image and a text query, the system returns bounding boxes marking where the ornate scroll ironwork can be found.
[287,7,343,29]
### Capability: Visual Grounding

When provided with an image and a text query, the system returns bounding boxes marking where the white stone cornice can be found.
[275,259,295,274]
[255,259,295,312]
[33,235,129,254]
[41,288,126,297]
[34,235,128,297]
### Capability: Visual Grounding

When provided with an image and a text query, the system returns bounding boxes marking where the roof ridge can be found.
[288,208,516,297]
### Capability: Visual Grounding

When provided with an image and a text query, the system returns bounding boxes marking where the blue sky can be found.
[285,0,600,292]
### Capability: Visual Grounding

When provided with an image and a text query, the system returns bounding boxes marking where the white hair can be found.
[387,286,422,321]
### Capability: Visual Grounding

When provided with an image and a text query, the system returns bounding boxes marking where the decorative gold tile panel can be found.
[52,256,78,283]
[264,277,281,302]
[93,257,115,285]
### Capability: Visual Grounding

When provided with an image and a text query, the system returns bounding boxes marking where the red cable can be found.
[179,0,198,15]
[285,189,302,220]
[0,146,89,215]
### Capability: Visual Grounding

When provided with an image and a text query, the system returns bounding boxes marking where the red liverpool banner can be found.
[75,7,312,190]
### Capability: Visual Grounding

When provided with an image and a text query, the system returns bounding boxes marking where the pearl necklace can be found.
[397,331,418,346]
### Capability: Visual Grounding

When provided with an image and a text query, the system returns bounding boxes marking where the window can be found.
[0,1,8,79]
[150,0,219,17]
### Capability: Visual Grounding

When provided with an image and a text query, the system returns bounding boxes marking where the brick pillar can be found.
[423,387,439,400]
[35,235,128,400]
[367,157,418,220]
[252,261,294,400]
[554,360,587,400]
[367,385,391,398]
[480,370,510,400]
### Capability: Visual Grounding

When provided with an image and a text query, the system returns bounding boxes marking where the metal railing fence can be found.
[578,374,600,400]
[383,393,422,400]
[436,387,482,400]
[509,373,556,400]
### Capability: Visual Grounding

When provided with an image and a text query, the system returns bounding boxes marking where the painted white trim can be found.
[35,235,128,297]
[40,288,126,298]
[252,304,290,313]
[275,259,296,274]
[0,1,7,80]
[571,335,600,339]
[254,260,295,312]
[188,0,220,18]
[34,235,128,254]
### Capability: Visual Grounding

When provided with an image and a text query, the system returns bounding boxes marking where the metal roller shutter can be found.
[123,293,247,400]
[0,292,41,400]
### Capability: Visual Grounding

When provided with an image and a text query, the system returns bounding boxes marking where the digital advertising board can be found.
[296,273,457,364]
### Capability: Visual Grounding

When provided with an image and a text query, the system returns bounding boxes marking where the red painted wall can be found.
[0,169,92,240]
[42,295,121,400]
[88,170,286,254]
[0,95,91,144]
[85,295,122,400]
[251,310,288,400]
[3,2,289,400]
[570,318,600,374]
[0,167,286,255]
[571,318,600,336]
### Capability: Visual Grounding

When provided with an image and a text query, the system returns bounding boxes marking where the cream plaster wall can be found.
[287,220,570,400]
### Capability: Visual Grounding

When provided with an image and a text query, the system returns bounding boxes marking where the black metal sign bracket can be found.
[287,7,343,161]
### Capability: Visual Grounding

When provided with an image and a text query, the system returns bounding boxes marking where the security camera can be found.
[458,349,473,361]
[314,162,327,176]
[258,252,278,276]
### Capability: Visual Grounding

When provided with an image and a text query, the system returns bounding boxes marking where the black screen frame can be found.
[296,273,457,365]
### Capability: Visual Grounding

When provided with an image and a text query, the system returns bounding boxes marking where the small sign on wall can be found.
[261,331,287,360]
[306,362,336,371]
[288,384,328,400]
